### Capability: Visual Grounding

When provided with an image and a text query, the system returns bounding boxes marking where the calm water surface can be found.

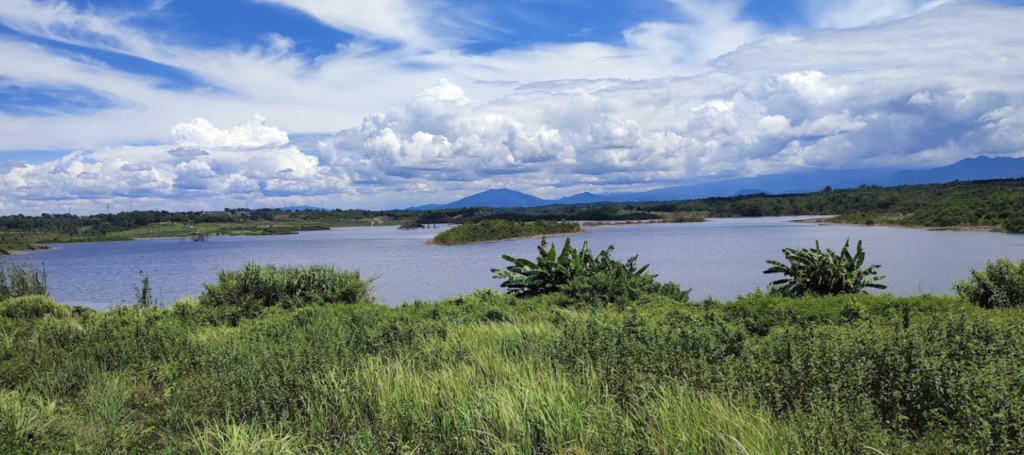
[3,216,1023,309]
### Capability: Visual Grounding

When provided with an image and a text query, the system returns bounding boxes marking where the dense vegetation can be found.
[764,240,887,297]
[0,263,48,302]
[430,219,583,245]
[640,179,1024,232]
[493,238,689,304]
[953,258,1024,309]
[2,241,1023,454]
[0,208,400,255]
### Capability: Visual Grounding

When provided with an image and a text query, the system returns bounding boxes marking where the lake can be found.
[3,216,1023,309]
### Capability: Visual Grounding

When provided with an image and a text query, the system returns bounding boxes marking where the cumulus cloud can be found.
[0,2,1023,213]
[170,115,289,148]
[0,115,354,212]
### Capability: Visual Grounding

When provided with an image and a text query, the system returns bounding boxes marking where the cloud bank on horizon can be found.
[0,0,1022,214]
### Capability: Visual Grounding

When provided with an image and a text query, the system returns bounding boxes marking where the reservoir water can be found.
[3,216,1023,309]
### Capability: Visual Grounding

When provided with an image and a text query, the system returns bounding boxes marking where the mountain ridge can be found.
[406,156,1024,210]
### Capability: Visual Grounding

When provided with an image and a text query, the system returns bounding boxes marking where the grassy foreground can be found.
[1,263,1023,454]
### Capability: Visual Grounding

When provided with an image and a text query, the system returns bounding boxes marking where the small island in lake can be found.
[429,219,583,245]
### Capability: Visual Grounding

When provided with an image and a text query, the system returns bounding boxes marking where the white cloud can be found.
[249,0,439,48]
[0,1,1023,213]
[909,92,933,105]
[805,0,953,29]
[981,105,1024,150]
[170,115,289,148]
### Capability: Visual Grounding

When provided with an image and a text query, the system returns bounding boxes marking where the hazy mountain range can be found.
[407,156,1024,210]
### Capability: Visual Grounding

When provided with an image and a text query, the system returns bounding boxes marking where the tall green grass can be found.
[0,262,48,301]
[198,263,373,322]
[1,265,1023,453]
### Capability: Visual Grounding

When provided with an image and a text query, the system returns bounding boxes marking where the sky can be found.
[1,0,1023,214]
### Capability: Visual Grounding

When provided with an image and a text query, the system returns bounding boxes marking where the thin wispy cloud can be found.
[0,0,1021,214]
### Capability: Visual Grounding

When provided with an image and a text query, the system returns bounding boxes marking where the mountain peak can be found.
[405,156,1024,210]
[406,189,546,210]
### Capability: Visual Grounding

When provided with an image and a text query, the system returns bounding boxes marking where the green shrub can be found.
[559,262,690,307]
[1003,215,1024,234]
[954,258,1024,308]
[0,263,48,301]
[764,240,886,297]
[0,296,69,320]
[492,238,654,298]
[199,264,373,321]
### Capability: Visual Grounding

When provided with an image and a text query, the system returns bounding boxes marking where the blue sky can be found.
[1,0,1023,213]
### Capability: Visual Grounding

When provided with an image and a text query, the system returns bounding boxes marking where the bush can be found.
[0,263,48,301]
[559,262,690,307]
[0,296,69,320]
[198,264,373,321]
[764,240,886,297]
[954,258,1024,308]
[492,238,656,298]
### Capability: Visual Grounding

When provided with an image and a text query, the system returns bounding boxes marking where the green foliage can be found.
[3,263,1024,453]
[765,240,886,297]
[559,260,690,306]
[0,390,56,442]
[0,263,48,301]
[492,238,653,298]
[397,219,424,230]
[431,219,581,245]
[954,257,1024,308]
[190,422,301,455]
[0,296,69,320]
[198,263,372,321]
[134,271,156,308]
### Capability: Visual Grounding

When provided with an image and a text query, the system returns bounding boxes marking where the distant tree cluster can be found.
[431,220,582,245]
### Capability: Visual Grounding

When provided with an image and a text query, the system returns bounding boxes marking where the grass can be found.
[1,265,1023,453]
[0,263,48,302]
[0,242,47,257]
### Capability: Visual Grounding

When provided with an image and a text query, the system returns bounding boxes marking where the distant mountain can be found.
[552,192,614,205]
[406,156,1024,210]
[617,168,889,202]
[279,205,327,211]
[845,156,1024,187]
[407,189,548,210]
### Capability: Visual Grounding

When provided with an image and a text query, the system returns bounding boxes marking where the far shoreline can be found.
[796,216,1002,233]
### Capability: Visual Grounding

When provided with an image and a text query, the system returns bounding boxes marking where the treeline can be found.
[0,208,400,234]
[0,208,404,251]
[431,220,583,245]
[636,178,1024,231]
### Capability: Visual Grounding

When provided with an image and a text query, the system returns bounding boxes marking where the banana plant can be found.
[492,238,649,297]
[764,239,886,297]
